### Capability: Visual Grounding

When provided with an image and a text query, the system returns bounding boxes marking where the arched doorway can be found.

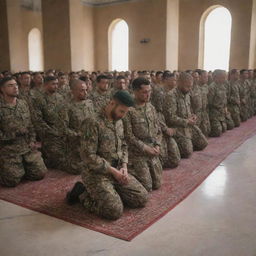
[108,19,129,71]
[199,6,232,71]
[28,28,44,71]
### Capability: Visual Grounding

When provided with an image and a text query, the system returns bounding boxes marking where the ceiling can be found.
[20,0,131,11]
[81,0,131,6]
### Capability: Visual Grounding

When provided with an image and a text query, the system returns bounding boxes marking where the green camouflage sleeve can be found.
[80,118,111,174]
[60,104,79,138]
[123,111,146,152]
[23,100,36,143]
[207,84,215,107]
[33,98,58,138]
[163,92,189,128]
[0,112,16,141]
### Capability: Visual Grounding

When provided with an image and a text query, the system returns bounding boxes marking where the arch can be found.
[28,28,44,71]
[198,6,232,71]
[108,18,129,71]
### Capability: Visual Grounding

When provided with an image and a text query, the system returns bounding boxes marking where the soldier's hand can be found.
[166,128,175,137]
[120,167,129,185]
[144,144,158,156]
[144,144,160,156]
[29,142,38,151]
[109,167,126,185]
[188,117,196,125]
[154,146,160,155]
[16,127,28,136]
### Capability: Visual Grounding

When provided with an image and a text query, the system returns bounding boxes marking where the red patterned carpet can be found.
[1,117,256,241]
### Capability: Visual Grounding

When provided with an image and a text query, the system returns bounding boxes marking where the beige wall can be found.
[4,0,42,72]
[22,8,43,71]
[0,0,10,71]
[249,0,256,68]
[42,0,72,71]
[2,0,255,72]
[69,0,95,71]
[6,0,27,72]
[166,0,179,71]
[94,0,167,71]
[179,0,253,71]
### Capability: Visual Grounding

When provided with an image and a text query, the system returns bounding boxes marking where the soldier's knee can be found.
[210,127,222,137]
[143,182,153,192]
[101,201,123,220]
[135,189,148,208]
[29,169,47,181]
[193,138,208,151]
[166,156,180,168]
[152,178,162,190]
[180,147,193,158]
[0,175,21,187]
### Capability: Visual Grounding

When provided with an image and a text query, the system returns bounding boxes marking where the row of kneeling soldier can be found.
[0,68,256,220]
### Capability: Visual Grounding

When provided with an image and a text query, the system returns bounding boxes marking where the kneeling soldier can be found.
[67,91,148,220]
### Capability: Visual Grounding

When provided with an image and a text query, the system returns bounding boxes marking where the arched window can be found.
[28,28,44,71]
[108,19,129,71]
[199,6,232,71]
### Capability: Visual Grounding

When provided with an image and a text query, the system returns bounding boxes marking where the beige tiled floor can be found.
[0,136,256,256]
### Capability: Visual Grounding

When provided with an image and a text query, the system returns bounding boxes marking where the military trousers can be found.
[80,171,148,220]
[128,155,163,192]
[41,134,67,170]
[0,150,47,187]
[228,105,241,127]
[209,118,227,137]
[199,111,211,137]
[160,135,181,169]
[174,126,208,158]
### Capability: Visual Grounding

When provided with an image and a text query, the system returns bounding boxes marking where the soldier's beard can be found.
[110,110,121,121]
[6,92,18,98]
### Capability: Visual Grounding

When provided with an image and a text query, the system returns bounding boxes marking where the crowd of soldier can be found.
[0,68,255,220]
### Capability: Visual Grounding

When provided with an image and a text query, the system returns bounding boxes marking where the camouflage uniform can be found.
[33,91,67,170]
[163,88,208,158]
[200,84,211,136]
[249,79,256,116]
[123,102,163,191]
[61,99,95,174]
[0,99,47,187]
[88,89,111,113]
[57,84,71,101]
[238,80,251,122]
[79,113,148,220]
[227,80,241,127]
[208,82,231,137]
[151,86,181,168]
[224,82,235,130]
[190,84,202,124]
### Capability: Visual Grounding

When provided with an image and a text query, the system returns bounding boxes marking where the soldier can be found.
[57,72,71,100]
[30,72,44,100]
[88,75,111,113]
[248,69,256,116]
[238,69,251,122]
[110,75,128,96]
[123,78,163,191]
[61,79,94,174]
[152,71,163,88]
[33,76,66,170]
[190,71,203,129]
[151,73,181,168]
[163,73,208,158]
[227,69,241,127]
[208,70,231,137]
[198,70,211,136]
[18,72,31,97]
[66,91,148,220]
[0,77,47,187]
